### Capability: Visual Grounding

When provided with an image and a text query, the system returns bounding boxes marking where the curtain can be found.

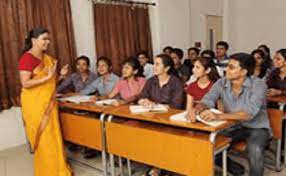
[0,0,76,111]
[94,4,153,75]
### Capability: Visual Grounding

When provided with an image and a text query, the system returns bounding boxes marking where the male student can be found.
[188,53,271,176]
[214,41,230,71]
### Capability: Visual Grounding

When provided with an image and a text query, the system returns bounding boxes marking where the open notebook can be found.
[129,104,168,113]
[95,99,117,106]
[58,95,93,104]
[170,109,226,127]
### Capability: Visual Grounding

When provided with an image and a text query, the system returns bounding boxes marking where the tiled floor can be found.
[0,144,285,176]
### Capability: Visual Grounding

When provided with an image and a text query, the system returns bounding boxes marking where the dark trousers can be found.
[221,126,270,176]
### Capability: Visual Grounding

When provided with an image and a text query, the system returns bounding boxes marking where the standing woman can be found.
[18,28,72,176]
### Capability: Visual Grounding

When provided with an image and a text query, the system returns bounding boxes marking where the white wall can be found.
[190,0,223,49]
[70,0,97,71]
[226,0,286,54]
[0,107,26,151]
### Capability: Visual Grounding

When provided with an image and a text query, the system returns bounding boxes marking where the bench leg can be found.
[222,150,227,176]
[127,159,132,176]
[275,139,282,171]
[118,156,124,175]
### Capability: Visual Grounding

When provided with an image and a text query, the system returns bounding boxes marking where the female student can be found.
[104,58,146,105]
[251,49,272,80]
[138,54,184,176]
[267,49,286,101]
[18,28,72,176]
[138,54,184,110]
[185,57,220,121]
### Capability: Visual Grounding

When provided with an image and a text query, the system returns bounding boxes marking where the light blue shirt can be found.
[202,76,270,130]
[80,73,119,96]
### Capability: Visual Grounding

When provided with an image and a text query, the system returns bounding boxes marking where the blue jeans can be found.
[221,126,270,176]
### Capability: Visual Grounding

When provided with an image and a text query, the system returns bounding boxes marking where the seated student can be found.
[183,47,200,69]
[103,58,146,105]
[189,53,270,176]
[201,49,224,77]
[185,57,220,114]
[138,54,184,110]
[186,50,224,86]
[257,44,272,63]
[251,49,272,80]
[137,51,153,79]
[57,55,97,93]
[267,49,286,105]
[138,54,184,176]
[80,56,119,96]
[214,41,230,71]
[170,48,191,83]
[163,46,173,56]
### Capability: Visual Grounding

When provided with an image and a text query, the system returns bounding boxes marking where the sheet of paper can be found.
[170,109,226,127]
[129,104,168,113]
[95,99,117,106]
[58,95,92,104]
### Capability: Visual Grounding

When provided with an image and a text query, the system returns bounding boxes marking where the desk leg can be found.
[100,113,108,176]
[127,159,132,176]
[107,115,116,176]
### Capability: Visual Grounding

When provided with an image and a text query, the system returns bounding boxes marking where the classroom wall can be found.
[189,0,223,49]
[226,0,286,54]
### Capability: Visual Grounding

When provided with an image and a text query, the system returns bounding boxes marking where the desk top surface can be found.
[59,101,236,133]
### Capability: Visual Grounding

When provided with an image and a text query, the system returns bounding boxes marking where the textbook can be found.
[58,95,92,104]
[95,99,117,106]
[129,104,168,113]
[170,109,226,127]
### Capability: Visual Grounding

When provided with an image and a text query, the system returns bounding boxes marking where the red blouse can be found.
[18,52,41,71]
[185,80,213,101]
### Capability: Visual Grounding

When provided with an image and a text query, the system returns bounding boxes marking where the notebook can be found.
[129,104,168,113]
[170,109,226,127]
[58,95,93,104]
[95,99,117,106]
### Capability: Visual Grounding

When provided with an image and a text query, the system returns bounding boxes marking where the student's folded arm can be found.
[57,75,73,93]
[217,111,251,121]
[79,79,99,95]
[186,94,194,111]
[107,81,120,99]
[170,80,184,109]
[201,80,222,109]
[137,79,151,101]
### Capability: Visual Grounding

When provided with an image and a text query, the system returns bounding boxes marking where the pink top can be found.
[114,77,146,101]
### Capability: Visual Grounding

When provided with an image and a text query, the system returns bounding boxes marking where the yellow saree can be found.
[20,54,72,176]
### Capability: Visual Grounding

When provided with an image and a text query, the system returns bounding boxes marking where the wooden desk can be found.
[104,105,236,143]
[104,105,234,176]
[58,101,108,176]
